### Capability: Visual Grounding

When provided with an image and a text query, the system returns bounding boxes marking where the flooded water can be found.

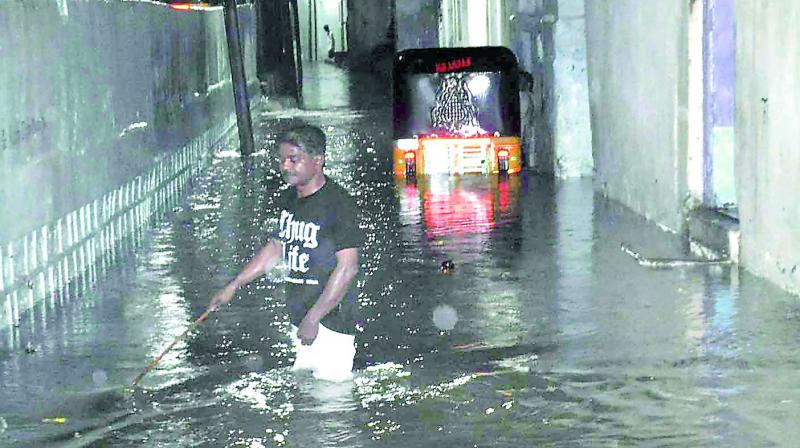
[2,63,800,447]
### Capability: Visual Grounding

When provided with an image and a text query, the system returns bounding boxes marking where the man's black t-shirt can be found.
[271,178,363,335]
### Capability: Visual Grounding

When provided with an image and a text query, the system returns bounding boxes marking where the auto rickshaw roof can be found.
[394,46,519,75]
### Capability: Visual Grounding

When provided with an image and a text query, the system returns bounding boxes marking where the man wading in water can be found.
[208,124,364,382]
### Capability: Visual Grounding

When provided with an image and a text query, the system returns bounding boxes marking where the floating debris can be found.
[439,259,455,274]
[452,341,487,351]
[620,243,732,268]
[42,417,67,424]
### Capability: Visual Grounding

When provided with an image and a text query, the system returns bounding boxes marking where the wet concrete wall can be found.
[0,1,259,325]
[395,0,440,51]
[551,0,592,178]
[343,0,394,78]
[508,0,591,177]
[255,0,300,100]
[584,1,689,232]
[346,0,394,59]
[736,0,800,293]
[502,0,554,174]
[0,0,257,244]
[705,0,736,207]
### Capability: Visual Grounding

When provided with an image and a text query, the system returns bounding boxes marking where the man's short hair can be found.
[278,124,327,157]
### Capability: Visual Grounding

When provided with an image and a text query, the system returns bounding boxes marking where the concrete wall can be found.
[344,0,394,77]
[395,0,440,51]
[0,0,260,326]
[0,0,257,245]
[346,0,393,59]
[504,0,554,173]
[552,0,592,177]
[584,1,689,232]
[736,0,800,293]
[255,0,300,101]
[705,0,736,207]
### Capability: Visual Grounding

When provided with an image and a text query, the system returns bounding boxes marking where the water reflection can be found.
[396,174,522,260]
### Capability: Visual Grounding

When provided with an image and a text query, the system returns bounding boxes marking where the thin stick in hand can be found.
[132,310,212,387]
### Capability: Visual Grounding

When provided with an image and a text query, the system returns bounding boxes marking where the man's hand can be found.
[207,241,281,312]
[296,248,358,345]
[208,284,237,312]
[297,315,320,345]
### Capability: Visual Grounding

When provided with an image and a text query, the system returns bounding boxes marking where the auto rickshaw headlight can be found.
[397,138,419,150]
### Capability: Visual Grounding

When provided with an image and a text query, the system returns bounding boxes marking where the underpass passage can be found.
[2,66,800,447]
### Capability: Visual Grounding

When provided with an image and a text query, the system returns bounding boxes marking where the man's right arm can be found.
[208,239,282,311]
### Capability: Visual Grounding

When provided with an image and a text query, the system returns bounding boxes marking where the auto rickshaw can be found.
[393,46,523,178]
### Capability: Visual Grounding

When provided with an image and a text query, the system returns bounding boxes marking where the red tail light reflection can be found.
[423,190,495,237]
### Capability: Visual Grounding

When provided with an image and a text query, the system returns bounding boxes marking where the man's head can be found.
[277,124,327,191]
[323,24,330,33]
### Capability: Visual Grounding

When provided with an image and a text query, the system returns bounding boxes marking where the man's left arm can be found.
[298,247,359,344]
